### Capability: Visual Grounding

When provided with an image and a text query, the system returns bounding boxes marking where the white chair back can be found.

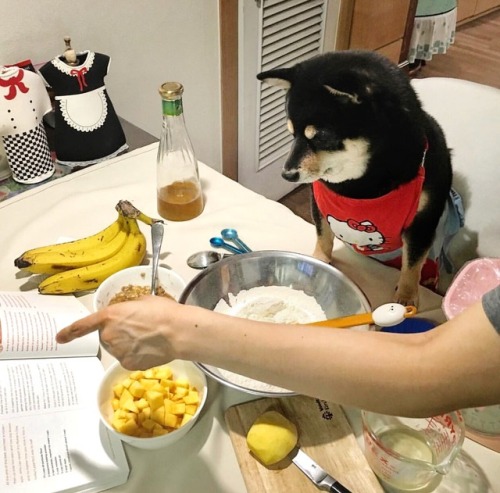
[412,77,500,289]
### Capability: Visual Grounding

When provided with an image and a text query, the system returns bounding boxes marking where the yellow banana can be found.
[38,217,147,295]
[14,212,123,269]
[15,216,130,275]
[116,199,162,226]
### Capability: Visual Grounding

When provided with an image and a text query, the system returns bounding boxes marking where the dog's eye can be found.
[304,125,317,140]
[307,128,339,150]
[287,119,294,135]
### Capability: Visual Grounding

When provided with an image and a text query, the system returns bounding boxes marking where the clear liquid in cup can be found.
[379,427,434,462]
[375,426,438,491]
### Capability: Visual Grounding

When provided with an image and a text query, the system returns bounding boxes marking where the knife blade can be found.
[291,447,352,493]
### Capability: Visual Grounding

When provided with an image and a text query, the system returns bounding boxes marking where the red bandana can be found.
[312,167,425,255]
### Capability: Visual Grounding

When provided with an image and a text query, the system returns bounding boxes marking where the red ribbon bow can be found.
[70,67,88,91]
[347,219,377,233]
[0,70,29,100]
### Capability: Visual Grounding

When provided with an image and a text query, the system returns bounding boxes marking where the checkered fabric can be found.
[2,122,54,184]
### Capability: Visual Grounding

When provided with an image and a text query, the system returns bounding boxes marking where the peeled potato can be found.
[246,410,298,466]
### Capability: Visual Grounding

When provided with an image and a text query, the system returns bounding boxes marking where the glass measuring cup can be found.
[362,410,465,492]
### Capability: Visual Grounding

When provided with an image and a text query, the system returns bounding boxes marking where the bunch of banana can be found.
[14,200,162,295]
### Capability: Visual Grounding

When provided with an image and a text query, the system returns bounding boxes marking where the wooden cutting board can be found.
[225,395,384,493]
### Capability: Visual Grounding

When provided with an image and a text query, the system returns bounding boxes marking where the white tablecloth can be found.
[1,143,498,492]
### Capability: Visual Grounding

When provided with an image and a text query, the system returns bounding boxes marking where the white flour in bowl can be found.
[212,285,326,394]
[214,285,326,322]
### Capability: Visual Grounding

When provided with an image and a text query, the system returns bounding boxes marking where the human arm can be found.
[56,286,500,417]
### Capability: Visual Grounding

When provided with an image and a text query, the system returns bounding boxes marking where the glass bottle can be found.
[156,82,204,221]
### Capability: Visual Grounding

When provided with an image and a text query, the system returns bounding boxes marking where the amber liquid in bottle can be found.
[157,82,204,221]
[157,180,204,221]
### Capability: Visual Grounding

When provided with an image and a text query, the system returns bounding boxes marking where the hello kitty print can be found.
[326,217,385,252]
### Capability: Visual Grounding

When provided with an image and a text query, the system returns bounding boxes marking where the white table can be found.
[1,144,498,492]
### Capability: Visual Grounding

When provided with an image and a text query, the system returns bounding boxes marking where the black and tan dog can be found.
[258,50,454,306]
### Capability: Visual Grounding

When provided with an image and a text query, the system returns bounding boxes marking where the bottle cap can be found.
[159,82,184,100]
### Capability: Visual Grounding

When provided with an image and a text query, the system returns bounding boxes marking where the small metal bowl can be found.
[179,250,370,397]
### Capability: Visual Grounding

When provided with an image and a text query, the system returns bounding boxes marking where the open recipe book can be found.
[0,291,129,493]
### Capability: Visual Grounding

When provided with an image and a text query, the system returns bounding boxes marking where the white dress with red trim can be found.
[0,66,54,184]
[39,51,128,167]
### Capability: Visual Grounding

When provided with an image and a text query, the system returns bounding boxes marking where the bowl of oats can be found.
[93,265,187,311]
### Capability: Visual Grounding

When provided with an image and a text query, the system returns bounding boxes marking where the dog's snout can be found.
[281,137,310,183]
[282,169,300,182]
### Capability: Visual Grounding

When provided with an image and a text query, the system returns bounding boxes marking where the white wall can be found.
[0,0,222,171]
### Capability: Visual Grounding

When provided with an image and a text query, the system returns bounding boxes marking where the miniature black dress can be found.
[39,51,128,167]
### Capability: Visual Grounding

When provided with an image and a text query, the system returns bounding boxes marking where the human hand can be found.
[56,296,180,370]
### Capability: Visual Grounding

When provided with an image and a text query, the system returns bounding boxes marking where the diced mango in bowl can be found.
[110,365,201,437]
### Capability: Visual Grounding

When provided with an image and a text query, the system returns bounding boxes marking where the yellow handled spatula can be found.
[306,303,417,329]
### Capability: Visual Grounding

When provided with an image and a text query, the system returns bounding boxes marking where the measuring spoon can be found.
[150,222,164,295]
[209,237,246,254]
[306,303,417,329]
[187,250,231,269]
[220,228,252,253]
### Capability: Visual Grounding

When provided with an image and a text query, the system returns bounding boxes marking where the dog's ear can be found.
[323,85,361,104]
[257,67,295,89]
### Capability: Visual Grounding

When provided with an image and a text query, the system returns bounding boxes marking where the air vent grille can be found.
[257,0,327,167]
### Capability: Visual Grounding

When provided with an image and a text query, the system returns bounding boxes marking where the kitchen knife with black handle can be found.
[291,448,352,492]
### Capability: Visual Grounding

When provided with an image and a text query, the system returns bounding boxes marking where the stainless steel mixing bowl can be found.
[178,250,371,396]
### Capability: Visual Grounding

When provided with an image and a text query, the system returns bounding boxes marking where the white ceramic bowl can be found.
[93,265,187,311]
[97,360,208,450]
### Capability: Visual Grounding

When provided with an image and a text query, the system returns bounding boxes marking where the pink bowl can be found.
[442,258,500,319]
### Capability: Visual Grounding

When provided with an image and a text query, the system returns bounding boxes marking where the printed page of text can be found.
[0,357,129,492]
[0,291,98,359]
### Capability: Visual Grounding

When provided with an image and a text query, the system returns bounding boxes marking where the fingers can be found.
[56,311,104,343]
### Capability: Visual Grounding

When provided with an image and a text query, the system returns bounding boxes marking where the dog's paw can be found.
[393,284,420,308]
